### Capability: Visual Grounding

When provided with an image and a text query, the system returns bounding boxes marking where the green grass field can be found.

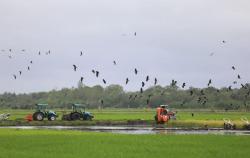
[1,109,250,121]
[0,129,250,158]
[1,109,250,128]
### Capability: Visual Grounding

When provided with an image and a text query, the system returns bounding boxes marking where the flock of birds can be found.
[1,33,250,108]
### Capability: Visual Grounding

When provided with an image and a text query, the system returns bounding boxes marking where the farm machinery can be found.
[62,104,94,121]
[223,118,236,130]
[155,105,176,124]
[241,117,250,130]
[0,113,10,120]
[29,104,58,121]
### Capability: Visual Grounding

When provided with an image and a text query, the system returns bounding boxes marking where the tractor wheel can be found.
[32,112,38,121]
[35,112,44,121]
[70,112,81,121]
[49,115,56,121]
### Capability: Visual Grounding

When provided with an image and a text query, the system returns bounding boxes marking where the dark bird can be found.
[217,89,220,93]
[102,79,106,84]
[19,71,22,75]
[101,100,104,105]
[134,32,137,36]
[241,84,247,89]
[113,60,117,65]
[129,95,133,100]
[27,66,30,71]
[222,40,226,43]
[233,81,237,84]
[13,75,17,79]
[9,49,12,52]
[134,68,138,75]
[237,74,241,79]
[80,51,83,56]
[96,71,99,78]
[92,70,95,74]
[154,78,157,85]
[30,61,33,64]
[182,83,186,88]
[146,99,150,105]
[8,55,12,59]
[142,81,145,87]
[190,90,193,96]
[126,78,129,84]
[140,88,143,93]
[38,51,41,55]
[228,86,232,91]
[232,66,235,70]
[146,76,149,82]
[171,80,177,87]
[21,49,25,52]
[80,77,84,83]
[208,79,212,86]
[73,65,77,71]
[209,53,214,56]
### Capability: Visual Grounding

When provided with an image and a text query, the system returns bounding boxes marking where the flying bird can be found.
[13,75,17,80]
[73,65,77,71]
[80,51,83,56]
[154,78,157,85]
[182,83,186,88]
[142,81,145,87]
[208,79,212,86]
[80,77,84,83]
[102,79,106,84]
[134,68,138,75]
[190,90,193,96]
[101,100,104,105]
[126,78,129,85]
[134,32,137,36]
[140,88,143,93]
[27,66,30,71]
[232,66,235,70]
[237,74,241,79]
[30,61,33,64]
[146,99,150,105]
[92,70,95,74]
[222,40,226,43]
[146,76,149,82]
[96,71,99,78]
[113,60,117,65]
[38,51,41,55]
[19,71,22,75]
[233,81,237,84]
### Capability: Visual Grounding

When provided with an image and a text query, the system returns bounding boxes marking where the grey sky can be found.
[0,0,250,93]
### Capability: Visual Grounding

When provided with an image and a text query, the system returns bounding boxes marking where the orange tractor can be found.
[155,105,176,124]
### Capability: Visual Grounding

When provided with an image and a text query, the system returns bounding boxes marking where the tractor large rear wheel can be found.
[70,112,81,121]
[35,112,44,121]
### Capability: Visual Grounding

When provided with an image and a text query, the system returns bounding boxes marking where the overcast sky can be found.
[0,0,250,94]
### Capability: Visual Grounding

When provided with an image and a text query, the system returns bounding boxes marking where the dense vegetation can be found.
[0,83,250,110]
[0,129,250,158]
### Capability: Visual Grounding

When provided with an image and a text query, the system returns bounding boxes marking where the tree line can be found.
[0,82,250,111]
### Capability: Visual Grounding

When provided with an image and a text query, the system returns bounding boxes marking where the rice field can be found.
[0,129,250,158]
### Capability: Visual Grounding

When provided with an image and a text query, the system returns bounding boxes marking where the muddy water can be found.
[1,126,250,135]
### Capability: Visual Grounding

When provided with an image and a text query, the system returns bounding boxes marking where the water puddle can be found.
[1,126,250,135]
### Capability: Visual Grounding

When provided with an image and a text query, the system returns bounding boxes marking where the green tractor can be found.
[62,104,94,121]
[32,104,58,121]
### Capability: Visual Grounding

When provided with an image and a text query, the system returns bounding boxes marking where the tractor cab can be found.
[32,104,57,121]
[62,104,94,121]
[155,104,176,124]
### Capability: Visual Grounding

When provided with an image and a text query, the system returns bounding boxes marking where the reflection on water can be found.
[1,126,250,135]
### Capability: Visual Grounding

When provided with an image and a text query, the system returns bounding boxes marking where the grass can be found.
[0,129,250,158]
[1,109,250,128]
